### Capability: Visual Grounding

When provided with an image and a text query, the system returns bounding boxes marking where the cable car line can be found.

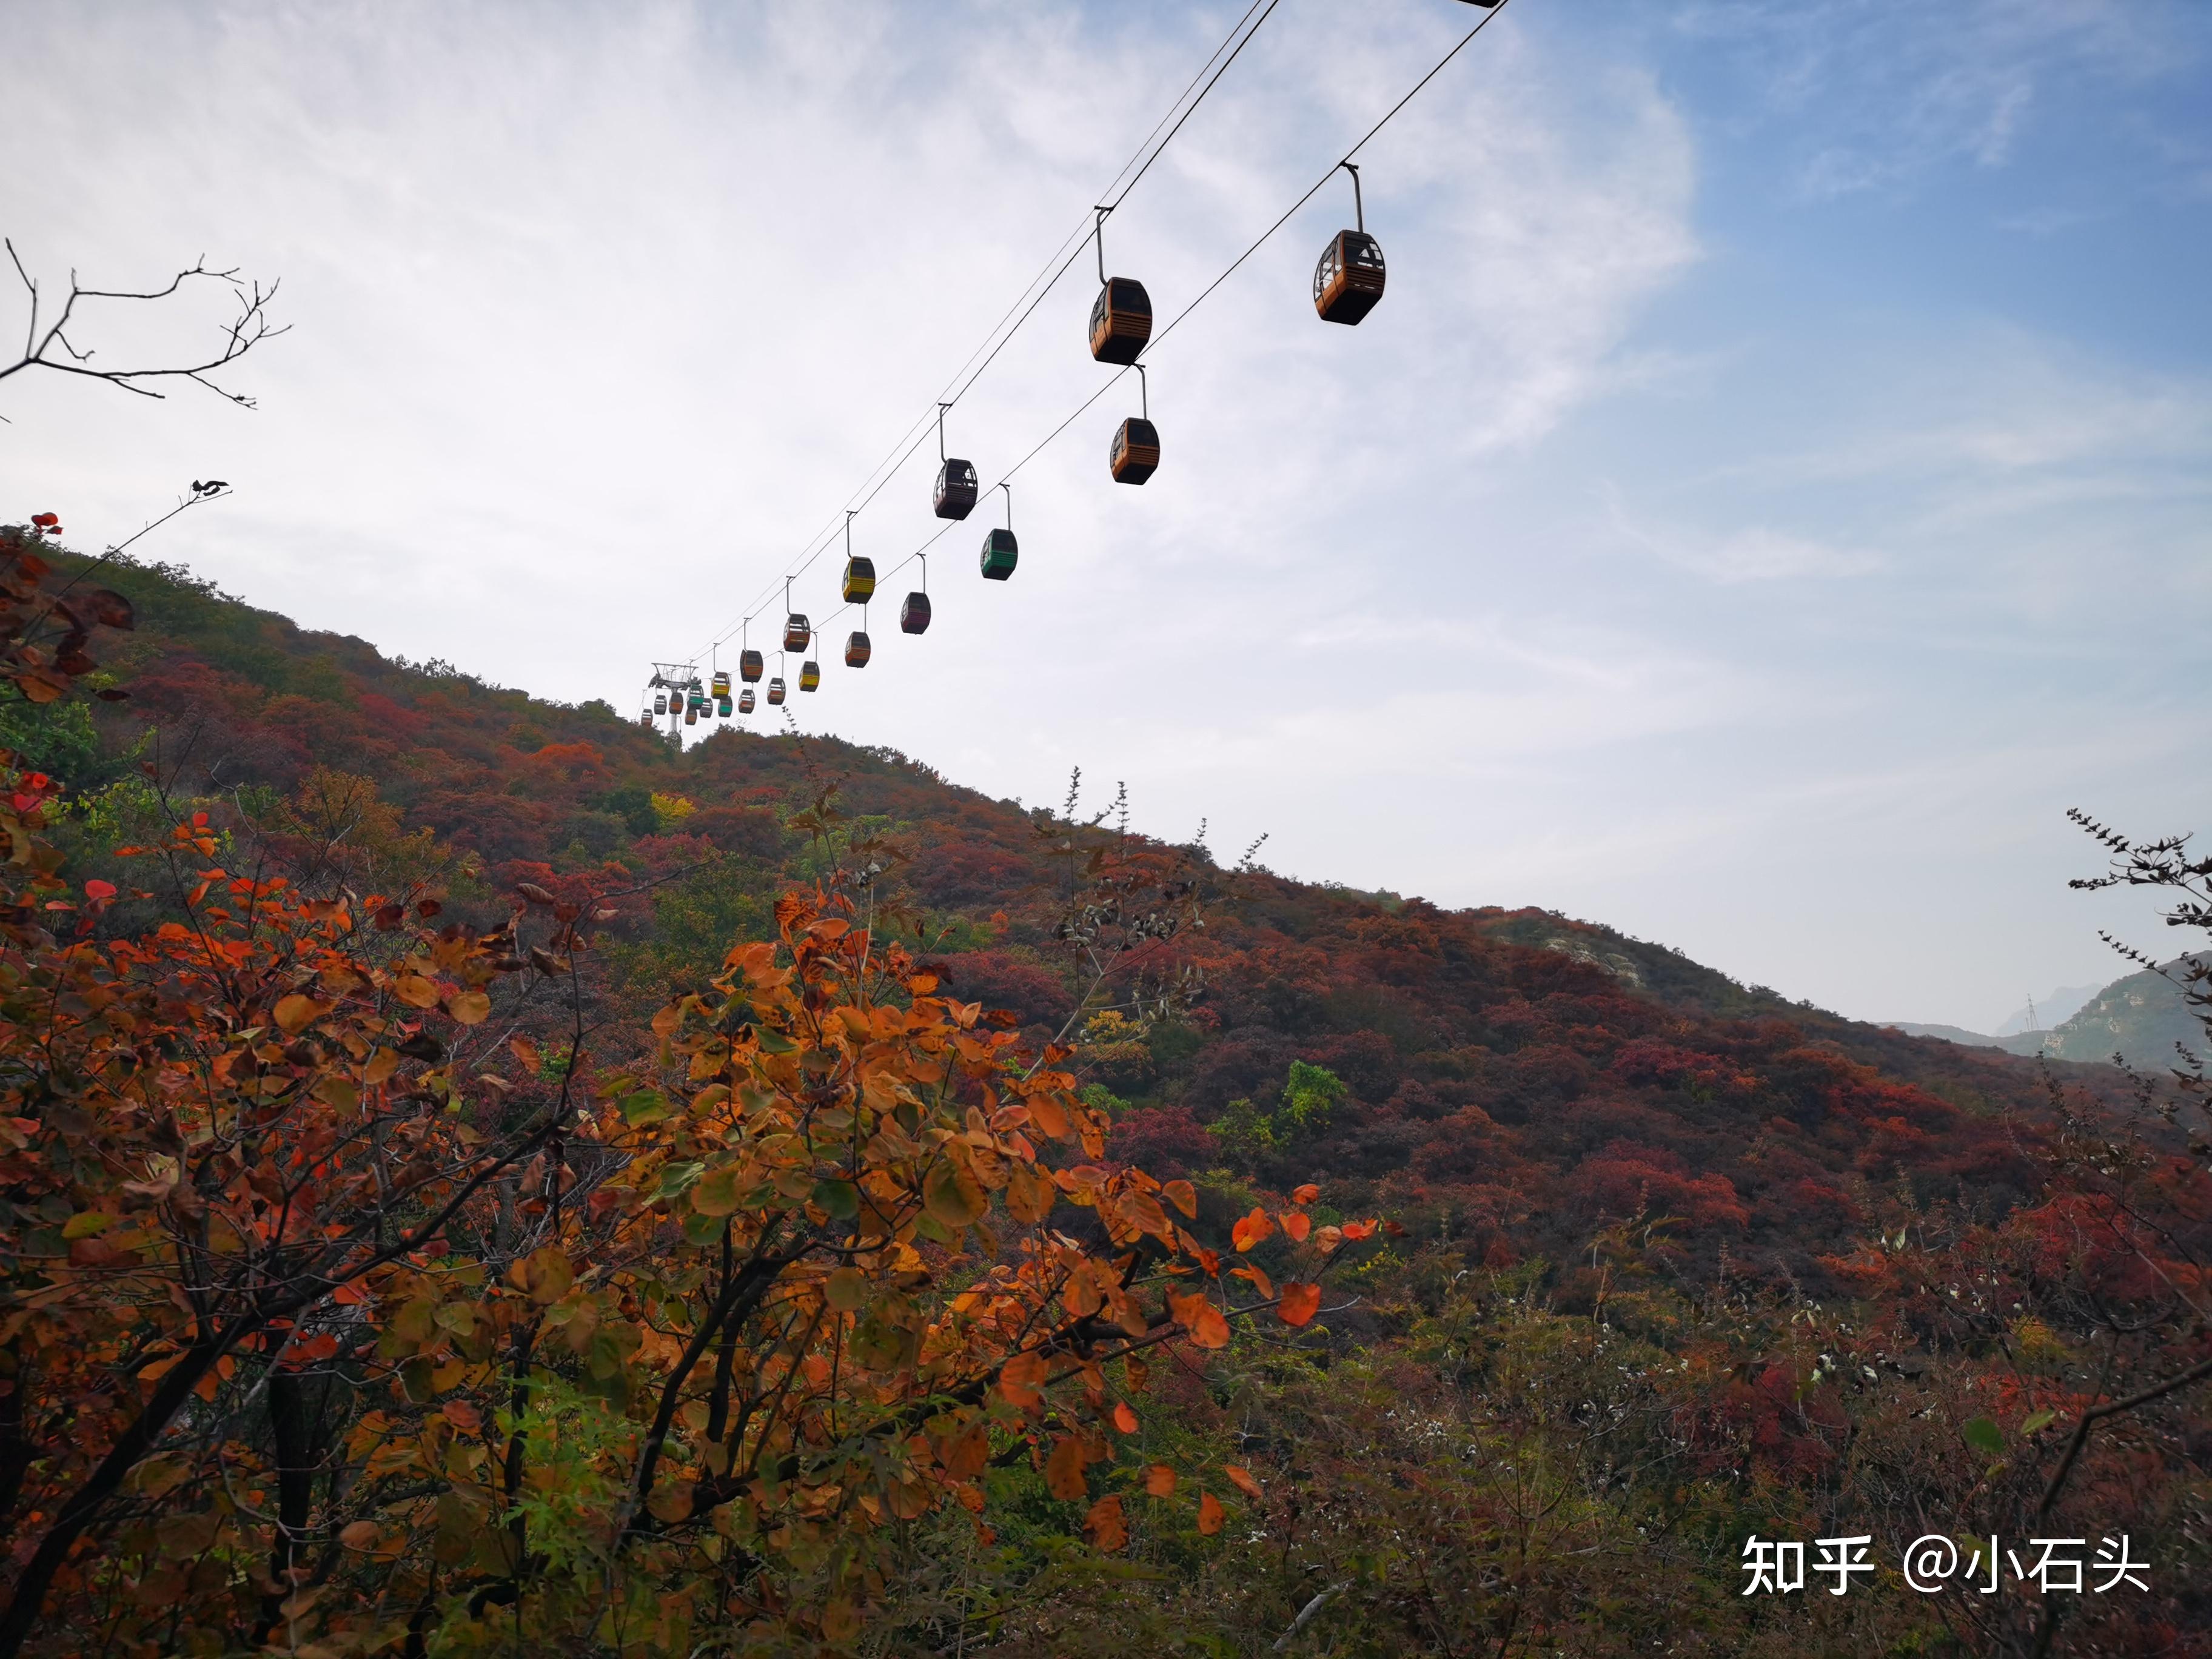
[661,0,1515,725]
[685,0,1285,666]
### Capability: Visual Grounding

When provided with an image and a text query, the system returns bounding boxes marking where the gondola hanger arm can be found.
[1336,161,1364,233]
[1094,205,1114,286]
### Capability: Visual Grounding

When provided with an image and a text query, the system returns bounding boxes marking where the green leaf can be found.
[692,1165,743,1218]
[2019,1408,2056,1437]
[62,1210,113,1239]
[1962,1415,2005,1456]
[754,1027,797,1055]
[621,1090,671,1126]
[923,1158,985,1231]
[813,1179,860,1219]
[657,1160,705,1200]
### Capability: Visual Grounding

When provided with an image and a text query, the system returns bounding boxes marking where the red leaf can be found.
[82,879,117,901]
[1278,1282,1321,1327]
[1224,1464,1264,1502]
[1290,1182,1320,1204]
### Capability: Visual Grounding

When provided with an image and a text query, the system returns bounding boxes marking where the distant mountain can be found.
[1884,967,2202,1071]
[1993,984,2101,1036]
[2037,966,2204,1070]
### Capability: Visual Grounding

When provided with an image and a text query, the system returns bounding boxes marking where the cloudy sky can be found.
[6,0,2209,1030]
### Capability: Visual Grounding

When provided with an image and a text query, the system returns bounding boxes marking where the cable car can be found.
[1111,418,1160,484]
[933,405,978,518]
[684,703,698,726]
[842,557,876,604]
[654,692,668,716]
[711,670,731,698]
[901,591,931,634]
[1314,233,1385,324]
[799,658,820,692]
[739,686,755,714]
[1085,209,1152,364]
[784,614,809,652]
[1089,277,1151,365]
[934,457,977,520]
[845,630,871,667]
[1314,163,1386,326]
[739,649,763,683]
[1111,364,1159,484]
[766,677,785,705]
[717,694,733,717]
[638,711,653,729]
[980,528,1017,580]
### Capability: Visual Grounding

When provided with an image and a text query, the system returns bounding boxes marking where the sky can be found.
[4,0,2208,1031]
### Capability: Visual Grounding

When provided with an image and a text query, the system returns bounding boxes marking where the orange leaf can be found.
[1045,1434,1090,1501]
[1224,1464,1264,1502]
[1168,1290,1229,1349]
[1279,1212,1312,1244]
[1278,1282,1322,1327]
[1291,1183,1319,1204]
[1144,1463,1178,1497]
[997,1350,1049,1410]
[1230,1263,1274,1301]
[1231,1207,1275,1253]
[1197,1247,1221,1276]
[1162,1179,1198,1218]
[1341,1219,1377,1241]
[1198,1491,1224,1535]
[441,1401,483,1433]
[273,993,319,1035]
[392,975,440,1010]
[1084,1493,1128,1552]
[1027,1090,1071,1141]
[1111,1401,1139,1435]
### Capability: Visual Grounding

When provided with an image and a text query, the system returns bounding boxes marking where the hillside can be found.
[5,534,2207,1657]
[1882,969,2200,1071]
[12,546,2147,1285]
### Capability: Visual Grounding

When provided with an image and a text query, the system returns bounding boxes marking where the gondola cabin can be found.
[711,670,730,698]
[684,703,698,726]
[1313,230,1386,326]
[766,678,785,705]
[784,614,810,652]
[654,693,668,716]
[717,694,733,717]
[934,458,978,520]
[842,557,876,604]
[980,527,1018,580]
[901,591,931,634]
[1110,417,1161,485]
[739,649,763,683]
[845,631,871,667]
[799,659,820,692]
[638,711,652,729]
[1088,277,1152,364]
[738,687,755,714]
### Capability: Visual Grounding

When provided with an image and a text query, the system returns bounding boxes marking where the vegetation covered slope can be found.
[3,534,2205,1658]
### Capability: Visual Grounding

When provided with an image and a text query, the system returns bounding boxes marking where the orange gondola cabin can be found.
[739,649,763,683]
[845,630,871,667]
[1110,417,1160,485]
[1088,277,1152,365]
[1313,230,1386,326]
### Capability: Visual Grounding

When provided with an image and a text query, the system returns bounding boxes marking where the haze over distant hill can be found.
[1993,984,2101,1037]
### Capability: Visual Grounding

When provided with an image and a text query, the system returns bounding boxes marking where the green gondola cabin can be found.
[980,527,1017,580]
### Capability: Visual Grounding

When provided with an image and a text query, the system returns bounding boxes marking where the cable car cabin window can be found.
[739,649,763,682]
[783,614,810,652]
[766,678,785,705]
[845,631,871,668]
[1110,417,1161,485]
[738,688,755,712]
[934,459,978,520]
[842,557,876,604]
[799,660,820,692]
[979,527,1018,580]
[1088,276,1153,365]
[1313,231,1386,326]
[900,591,931,634]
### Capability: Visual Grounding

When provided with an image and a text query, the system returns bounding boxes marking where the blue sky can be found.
[4,0,2208,1028]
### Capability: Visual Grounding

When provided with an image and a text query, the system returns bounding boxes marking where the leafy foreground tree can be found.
[0,749,1353,1655]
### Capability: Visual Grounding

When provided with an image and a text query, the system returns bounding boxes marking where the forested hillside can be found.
[4,532,2207,1657]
